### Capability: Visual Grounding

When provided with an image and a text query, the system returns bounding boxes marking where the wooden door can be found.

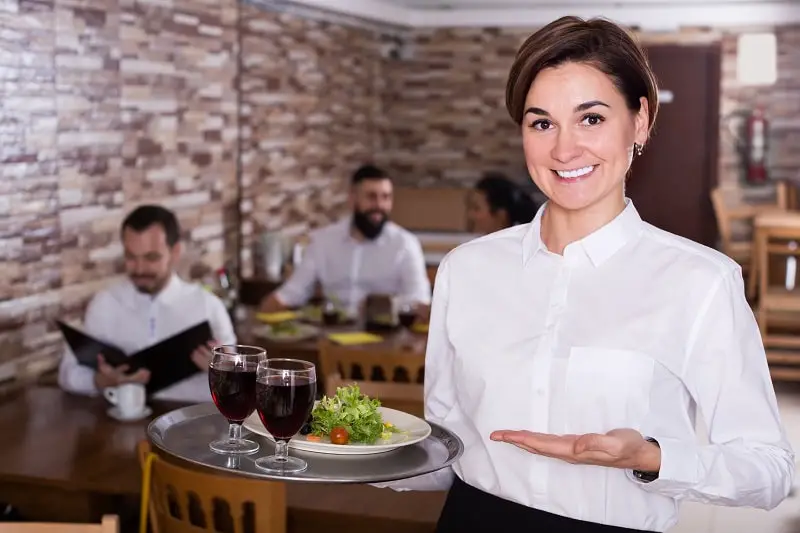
[626,44,721,247]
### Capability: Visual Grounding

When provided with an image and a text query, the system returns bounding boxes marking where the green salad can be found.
[309,384,398,444]
[270,321,300,336]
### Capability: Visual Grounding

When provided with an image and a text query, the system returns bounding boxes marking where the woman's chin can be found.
[547,191,600,213]
[544,180,625,215]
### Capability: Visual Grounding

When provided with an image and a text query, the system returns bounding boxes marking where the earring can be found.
[634,143,644,156]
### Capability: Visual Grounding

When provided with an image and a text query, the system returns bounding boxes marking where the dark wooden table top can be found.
[0,386,446,527]
[236,307,429,363]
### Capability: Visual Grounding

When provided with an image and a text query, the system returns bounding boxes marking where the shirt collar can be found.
[336,217,353,243]
[522,198,643,268]
[156,273,183,304]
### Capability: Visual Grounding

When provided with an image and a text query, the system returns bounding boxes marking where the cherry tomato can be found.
[330,427,349,445]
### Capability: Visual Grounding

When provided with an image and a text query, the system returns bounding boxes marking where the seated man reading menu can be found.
[58,205,236,403]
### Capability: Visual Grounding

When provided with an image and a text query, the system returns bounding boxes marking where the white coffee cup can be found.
[103,383,146,417]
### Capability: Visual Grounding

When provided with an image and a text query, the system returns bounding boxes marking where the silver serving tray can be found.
[147,403,464,483]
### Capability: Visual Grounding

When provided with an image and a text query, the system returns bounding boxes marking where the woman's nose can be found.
[551,130,582,163]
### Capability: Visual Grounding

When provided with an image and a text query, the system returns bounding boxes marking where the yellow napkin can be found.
[411,323,429,334]
[256,311,299,324]
[327,332,384,345]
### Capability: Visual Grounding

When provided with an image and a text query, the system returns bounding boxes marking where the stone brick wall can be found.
[377,27,527,187]
[238,6,391,278]
[0,0,238,374]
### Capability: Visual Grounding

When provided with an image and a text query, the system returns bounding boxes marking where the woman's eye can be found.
[530,119,552,131]
[582,113,605,126]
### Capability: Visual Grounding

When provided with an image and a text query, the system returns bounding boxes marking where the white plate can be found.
[242,406,432,455]
[252,323,320,343]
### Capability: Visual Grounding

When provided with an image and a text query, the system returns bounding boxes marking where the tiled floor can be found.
[671,382,800,533]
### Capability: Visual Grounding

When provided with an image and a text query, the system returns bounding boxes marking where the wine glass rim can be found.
[212,344,267,356]
[259,358,316,369]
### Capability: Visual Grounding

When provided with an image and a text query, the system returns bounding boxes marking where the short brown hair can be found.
[506,16,658,134]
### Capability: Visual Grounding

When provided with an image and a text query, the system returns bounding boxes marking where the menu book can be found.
[56,320,212,395]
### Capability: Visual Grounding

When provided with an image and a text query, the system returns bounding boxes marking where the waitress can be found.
[379,15,794,533]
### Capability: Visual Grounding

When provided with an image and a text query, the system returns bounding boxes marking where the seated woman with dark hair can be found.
[467,172,539,234]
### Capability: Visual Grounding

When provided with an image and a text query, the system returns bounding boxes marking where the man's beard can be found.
[352,209,388,240]
[131,273,169,295]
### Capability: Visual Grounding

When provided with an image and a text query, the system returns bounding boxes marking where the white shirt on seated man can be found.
[260,164,432,316]
[58,205,236,404]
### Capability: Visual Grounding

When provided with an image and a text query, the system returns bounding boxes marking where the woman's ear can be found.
[635,96,650,146]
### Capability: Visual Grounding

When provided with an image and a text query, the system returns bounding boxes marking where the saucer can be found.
[107,406,152,422]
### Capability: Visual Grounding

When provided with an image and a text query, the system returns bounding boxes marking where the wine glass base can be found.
[209,438,260,455]
[254,454,308,474]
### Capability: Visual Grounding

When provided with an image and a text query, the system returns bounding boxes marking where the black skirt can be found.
[436,476,655,533]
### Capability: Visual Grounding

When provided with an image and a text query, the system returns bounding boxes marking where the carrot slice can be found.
[306,434,322,442]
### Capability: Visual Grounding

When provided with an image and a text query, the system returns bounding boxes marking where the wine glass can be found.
[321,299,339,326]
[397,303,417,330]
[208,345,266,455]
[254,358,317,473]
[397,302,417,346]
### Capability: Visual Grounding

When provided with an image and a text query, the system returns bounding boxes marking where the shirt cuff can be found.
[628,436,701,492]
[63,366,101,396]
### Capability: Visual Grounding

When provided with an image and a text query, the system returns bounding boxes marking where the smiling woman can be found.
[506,18,659,251]
[373,15,794,533]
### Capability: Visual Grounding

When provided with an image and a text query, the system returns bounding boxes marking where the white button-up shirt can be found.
[276,218,431,314]
[387,200,794,531]
[58,274,237,403]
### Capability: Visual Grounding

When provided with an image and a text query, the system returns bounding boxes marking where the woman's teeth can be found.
[555,165,595,179]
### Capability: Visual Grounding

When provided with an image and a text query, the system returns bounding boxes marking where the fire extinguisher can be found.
[745,107,769,184]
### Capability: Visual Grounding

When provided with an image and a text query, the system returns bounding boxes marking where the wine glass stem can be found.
[275,439,289,462]
[229,422,242,442]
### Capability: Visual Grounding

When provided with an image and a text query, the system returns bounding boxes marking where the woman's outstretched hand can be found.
[490,428,661,472]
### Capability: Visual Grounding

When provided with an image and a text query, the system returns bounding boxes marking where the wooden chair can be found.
[753,213,800,380]
[711,183,788,299]
[710,187,755,261]
[0,516,118,533]
[318,339,425,417]
[137,441,286,533]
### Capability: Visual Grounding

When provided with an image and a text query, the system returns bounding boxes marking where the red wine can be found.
[322,310,339,326]
[398,312,416,329]
[256,376,316,440]
[209,366,257,423]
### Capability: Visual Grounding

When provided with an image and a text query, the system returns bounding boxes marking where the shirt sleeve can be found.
[373,254,456,491]
[58,294,106,395]
[397,235,432,305]
[206,293,237,345]
[631,266,795,510]
[275,236,320,308]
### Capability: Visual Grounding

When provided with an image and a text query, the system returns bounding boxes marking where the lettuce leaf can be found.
[309,384,385,444]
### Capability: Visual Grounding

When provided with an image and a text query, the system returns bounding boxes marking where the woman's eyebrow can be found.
[523,100,611,117]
